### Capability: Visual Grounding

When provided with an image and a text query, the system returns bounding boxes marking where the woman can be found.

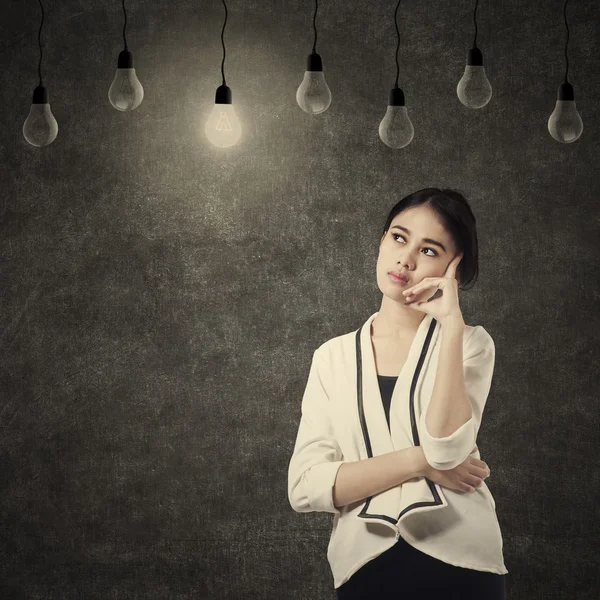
[287,188,508,599]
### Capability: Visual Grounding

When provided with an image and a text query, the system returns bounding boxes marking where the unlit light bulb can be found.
[457,47,492,109]
[22,85,58,147]
[108,50,144,111]
[548,81,583,143]
[378,87,414,149]
[296,52,331,115]
[205,84,242,148]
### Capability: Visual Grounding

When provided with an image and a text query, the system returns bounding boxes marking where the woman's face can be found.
[376,204,459,304]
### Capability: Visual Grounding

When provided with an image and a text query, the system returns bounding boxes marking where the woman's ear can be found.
[455,253,463,285]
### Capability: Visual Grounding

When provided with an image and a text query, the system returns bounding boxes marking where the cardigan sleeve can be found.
[287,347,345,515]
[418,325,496,471]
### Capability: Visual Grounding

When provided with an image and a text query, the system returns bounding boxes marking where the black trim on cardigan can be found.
[356,317,445,525]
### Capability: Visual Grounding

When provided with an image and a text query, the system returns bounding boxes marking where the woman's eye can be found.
[392,233,437,257]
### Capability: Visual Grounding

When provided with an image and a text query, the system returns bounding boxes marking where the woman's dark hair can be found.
[381,188,479,291]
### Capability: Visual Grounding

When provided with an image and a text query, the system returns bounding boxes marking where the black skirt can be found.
[336,534,507,600]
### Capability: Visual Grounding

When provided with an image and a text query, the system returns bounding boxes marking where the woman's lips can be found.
[388,272,408,284]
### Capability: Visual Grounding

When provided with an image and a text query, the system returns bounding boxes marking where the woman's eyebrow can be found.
[391,225,447,253]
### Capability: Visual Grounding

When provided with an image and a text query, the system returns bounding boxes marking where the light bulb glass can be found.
[548,100,583,143]
[23,103,58,147]
[205,103,242,148]
[108,68,144,111]
[457,65,492,108]
[296,71,332,114]
[378,106,414,149]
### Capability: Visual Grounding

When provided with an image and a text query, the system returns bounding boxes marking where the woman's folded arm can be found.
[419,325,496,470]
[288,347,428,514]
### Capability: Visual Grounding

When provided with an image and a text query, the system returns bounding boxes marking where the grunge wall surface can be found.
[0,1,598,598]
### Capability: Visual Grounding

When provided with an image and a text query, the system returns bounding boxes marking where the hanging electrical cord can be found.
[122,0,128,51]
[472,0,478,49]
[220,0,227,87]
[562,0,569,85]
[36,0,44,88]
[393,0,400,89]
[311,0,318,54]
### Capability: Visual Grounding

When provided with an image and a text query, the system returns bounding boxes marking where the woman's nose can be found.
[397,254,413,268]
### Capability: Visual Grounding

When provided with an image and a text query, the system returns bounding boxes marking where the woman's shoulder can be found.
[312,327,358,366]
[464,322,494,343]
[462,323,495,361]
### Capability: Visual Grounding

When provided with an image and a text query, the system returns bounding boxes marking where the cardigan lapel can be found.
[355,311,450,532]
[359,311,434,455]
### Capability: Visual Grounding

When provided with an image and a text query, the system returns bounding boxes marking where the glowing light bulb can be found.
[378,87,414,149]
[108,50,144,111]
[296,52,331,115]
[548,81,583,143]
[22,85,58,147]
[457,47,492,109]
[205,85,242,148]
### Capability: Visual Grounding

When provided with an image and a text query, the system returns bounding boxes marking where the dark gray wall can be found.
[1,1,598,598]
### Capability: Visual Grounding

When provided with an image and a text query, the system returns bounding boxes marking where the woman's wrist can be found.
[440,312,465,331]
[411,446,431,479]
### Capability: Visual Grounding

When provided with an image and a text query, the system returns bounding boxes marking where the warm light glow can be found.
[205,103,242,148]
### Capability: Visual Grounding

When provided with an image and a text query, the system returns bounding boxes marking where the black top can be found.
[377,374,398,431]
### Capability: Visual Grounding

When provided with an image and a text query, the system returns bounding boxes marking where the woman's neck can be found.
[372,295,426,338]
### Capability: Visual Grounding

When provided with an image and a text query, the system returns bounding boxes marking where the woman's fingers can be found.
[463,474,484,492]
[474,459,489,472]
[461,459,490,492]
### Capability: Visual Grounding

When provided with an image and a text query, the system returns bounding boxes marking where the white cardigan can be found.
[287,311,508,589]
